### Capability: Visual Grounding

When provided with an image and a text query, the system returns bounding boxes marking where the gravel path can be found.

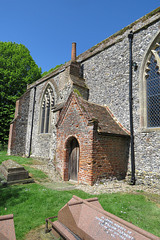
[32,163,160,195]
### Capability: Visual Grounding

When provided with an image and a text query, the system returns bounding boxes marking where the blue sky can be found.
[0,0,159,73]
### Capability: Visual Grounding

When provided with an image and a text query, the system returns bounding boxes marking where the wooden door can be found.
[69,138,79,181]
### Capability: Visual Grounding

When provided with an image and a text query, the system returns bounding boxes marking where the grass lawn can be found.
[0,150,160,239]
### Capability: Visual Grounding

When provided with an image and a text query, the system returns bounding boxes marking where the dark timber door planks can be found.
[69,138,79,181]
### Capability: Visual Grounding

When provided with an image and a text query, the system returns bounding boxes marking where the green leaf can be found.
[0,41,42,145]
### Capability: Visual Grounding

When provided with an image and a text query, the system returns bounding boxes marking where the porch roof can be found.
[57,92,130,137]
[77,94,130,136]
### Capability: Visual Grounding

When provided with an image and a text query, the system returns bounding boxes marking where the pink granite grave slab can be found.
[48,195,160,240]
[0,214,16,240]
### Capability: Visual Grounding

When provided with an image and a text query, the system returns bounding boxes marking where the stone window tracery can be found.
[144,41,160,128]
[40,85,54,133]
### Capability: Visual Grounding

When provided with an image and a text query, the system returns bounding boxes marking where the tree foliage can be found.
[0,42,42,148]
[41,64,63,77]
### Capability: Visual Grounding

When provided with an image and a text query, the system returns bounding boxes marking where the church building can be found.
[8,8,160,185]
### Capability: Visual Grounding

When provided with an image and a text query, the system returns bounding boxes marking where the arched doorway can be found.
[69,138,79,181]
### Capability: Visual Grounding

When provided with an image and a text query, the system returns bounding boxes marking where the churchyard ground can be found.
[0,149,160,239]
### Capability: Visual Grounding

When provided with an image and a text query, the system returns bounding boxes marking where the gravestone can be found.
[46,195,159,240]
[0,159,33,185]
[0,214,16,240]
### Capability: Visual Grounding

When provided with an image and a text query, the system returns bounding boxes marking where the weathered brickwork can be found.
[56,93,129,185]
[92,133,129,183]
[56,95,93,185]
[8,8,160,185]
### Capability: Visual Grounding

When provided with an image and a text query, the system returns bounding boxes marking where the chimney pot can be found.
[71,42,76,62]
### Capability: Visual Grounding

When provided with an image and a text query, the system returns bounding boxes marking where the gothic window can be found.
[145,41,160,128]
[40,85,54,133]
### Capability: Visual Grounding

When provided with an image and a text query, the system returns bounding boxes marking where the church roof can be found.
[57,92,130,137]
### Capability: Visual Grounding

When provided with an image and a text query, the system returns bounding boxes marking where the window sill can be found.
[38,133,51,136]
[141,127,160,133]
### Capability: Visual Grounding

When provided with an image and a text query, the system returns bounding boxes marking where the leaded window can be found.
[145,42,160,128]
[40,85,54,133]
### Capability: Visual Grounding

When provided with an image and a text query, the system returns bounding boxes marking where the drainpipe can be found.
[128,31,136,185]
[28,86,36,158]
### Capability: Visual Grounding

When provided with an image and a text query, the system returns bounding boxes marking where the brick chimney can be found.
[71,42,76,62]
[69,42,89,100]
[69,42,81,76]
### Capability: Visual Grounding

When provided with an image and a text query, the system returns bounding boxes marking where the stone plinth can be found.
[46,195,159,240]
[0,160,32,184]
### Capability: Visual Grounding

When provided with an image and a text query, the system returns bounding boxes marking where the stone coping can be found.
[0,214,14,221]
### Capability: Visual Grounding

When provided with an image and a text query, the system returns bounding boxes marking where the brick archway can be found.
[63,136,79,181]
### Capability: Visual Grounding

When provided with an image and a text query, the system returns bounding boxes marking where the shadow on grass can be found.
[0,185,31,208]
